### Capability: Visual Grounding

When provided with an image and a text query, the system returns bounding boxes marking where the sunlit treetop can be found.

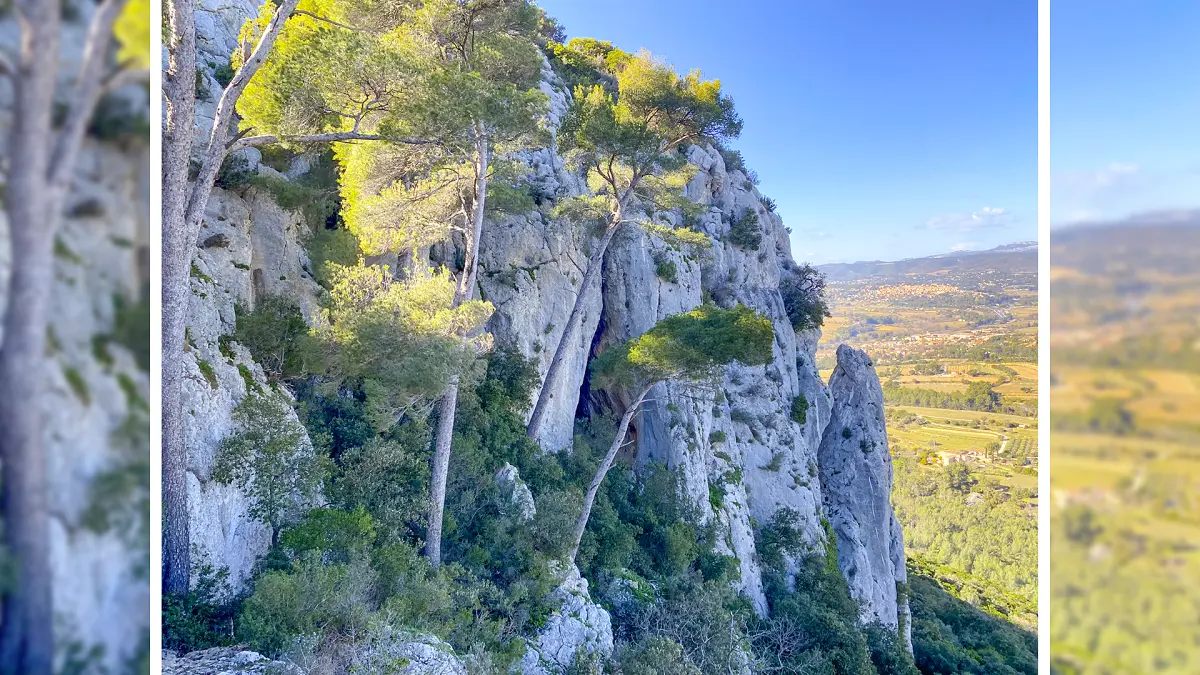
[592,303,775,389]
[114,0,151,69]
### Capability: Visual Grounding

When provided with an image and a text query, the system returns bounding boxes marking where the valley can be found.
[1048,217,1200,675]
[819,243,1040,635]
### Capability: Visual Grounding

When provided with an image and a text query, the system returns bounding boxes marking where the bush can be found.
[652,251,677,283]
[779,262,830,331]
[330,435,430,542]
[162,557,236,653]
[233,295,315,380]
[614,636,701,675]
[212,62,235,88]
[215,154,255,190]
[790,394,809,425]
[726,208,761,250]
[238,554,375,657]
[866,622,920,675]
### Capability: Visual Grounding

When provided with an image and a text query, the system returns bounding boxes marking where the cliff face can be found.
[819,345,912,649]
[183,0,910,654]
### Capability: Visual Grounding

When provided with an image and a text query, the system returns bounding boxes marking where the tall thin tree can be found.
[566,304,774,563]
[0,0,146,670]
[525,50,742,443]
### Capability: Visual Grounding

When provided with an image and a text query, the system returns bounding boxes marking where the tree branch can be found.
[49,0,126,189]
[229,131,439,152]
[294,9,378,33]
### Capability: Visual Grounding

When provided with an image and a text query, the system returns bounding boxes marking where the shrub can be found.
[329,435,430,542]
[727,208,761,250]
[212,393,325,546]
[238,553,375,657]
[779,262,830,331]
[614,636,701,675]
[280,507,377,564]
[652,251,677,283]
[162,557,236,653]
[214,154,255,190]
[790,394,809,425]
[212,62,235,88]
[233,295,315,380]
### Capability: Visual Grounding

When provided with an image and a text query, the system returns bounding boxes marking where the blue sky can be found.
[539,0,1036,264]
[1051,1,1200,226]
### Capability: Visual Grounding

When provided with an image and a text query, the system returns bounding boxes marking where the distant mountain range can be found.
[817,242,1038,282]
[1051,210,1200,277]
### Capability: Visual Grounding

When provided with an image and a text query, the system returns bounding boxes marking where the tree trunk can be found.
[525,206,624,443]
[425,379,458,568]
[161,0,199,597]
[567,383,654,564]
[0,2,60,672]
[161,0,300,595]
[425,129,489,568]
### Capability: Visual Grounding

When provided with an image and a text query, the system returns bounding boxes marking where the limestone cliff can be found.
[182,0,911,661]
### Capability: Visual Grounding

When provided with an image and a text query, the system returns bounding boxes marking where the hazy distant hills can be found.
[817,241,1038,282]
[1051,210,1200,276]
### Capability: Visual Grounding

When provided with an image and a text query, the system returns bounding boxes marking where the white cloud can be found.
[950,242,980,252]
[923,206,1011,231]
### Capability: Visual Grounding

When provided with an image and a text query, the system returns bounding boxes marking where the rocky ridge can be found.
[182,0,911,669]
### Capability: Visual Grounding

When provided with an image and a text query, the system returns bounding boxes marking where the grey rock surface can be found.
[519,562,615,674]
[818,344,911,649]
[163,648,300,675]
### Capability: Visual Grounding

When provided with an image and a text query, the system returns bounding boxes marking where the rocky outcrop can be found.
[163,648,300,675]
[817,344,911,649]
[519,563,615,674]
[496,463,537,522]
[350,626,469,675]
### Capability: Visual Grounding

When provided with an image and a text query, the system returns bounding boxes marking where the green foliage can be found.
[726,208,761,250]
[1050,397,1135,435]
[234,295,315,380]
[212,393,325,544]
[556,50,741,237]
[214,154,255,190]
[909,573,1036,674]
[779,262,831,331]
[87,93,151,144]
[544,37,630,92]
[313,264,492,429]
[110,288,151,371]
[790,394,809,425]
[591,303,774,390]
[83,410,151,566]
[642,222,713,254]
[238,552,375,656]
[866,622,920,675]
[884,381,1020,414]
[753,519,877,675]
[62,365,90,405]
[651,251,677,283]
[162,556,236,653]
[328,435,430,542]
[196,358,218,389]
[892,458,1037,621]
[613,636,702,675]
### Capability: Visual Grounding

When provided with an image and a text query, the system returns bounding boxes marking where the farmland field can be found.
[1049,220,1200,674]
